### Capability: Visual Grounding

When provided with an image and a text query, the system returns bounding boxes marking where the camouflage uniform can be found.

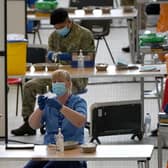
[22,22,95,119]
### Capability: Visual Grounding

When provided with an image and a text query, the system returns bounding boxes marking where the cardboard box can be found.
[7,40,27,75]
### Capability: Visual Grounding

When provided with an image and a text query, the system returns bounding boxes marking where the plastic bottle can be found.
[77,49,84,68]
[56,128,64,152]
[144,113,151,136]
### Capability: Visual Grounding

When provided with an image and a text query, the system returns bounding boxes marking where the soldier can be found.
[11,8,95,136]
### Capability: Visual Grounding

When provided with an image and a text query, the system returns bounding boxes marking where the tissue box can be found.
[71,51,95,68]
[7,40,27,75]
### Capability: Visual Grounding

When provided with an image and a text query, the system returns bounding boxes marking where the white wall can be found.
[7,0,25,35]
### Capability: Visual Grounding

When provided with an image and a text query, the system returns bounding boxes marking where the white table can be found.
[25,64,166,79]
[27,8,137,63]
[27,8,137,22]
[0,144,154,168]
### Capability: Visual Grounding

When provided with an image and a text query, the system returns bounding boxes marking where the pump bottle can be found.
[77,49,84,68]
[56,128,64,152]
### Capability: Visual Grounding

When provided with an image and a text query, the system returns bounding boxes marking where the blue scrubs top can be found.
[41,95,87,145]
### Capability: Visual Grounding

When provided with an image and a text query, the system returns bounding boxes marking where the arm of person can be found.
[60,105,86,128]
[80,30,95,51]
[46,97,87,128]
[28,108,43,129]
[48,32,60,52]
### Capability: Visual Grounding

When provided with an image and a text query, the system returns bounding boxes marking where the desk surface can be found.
[25,64,167,79]
[27,8,137,21]
[0,144,154,161]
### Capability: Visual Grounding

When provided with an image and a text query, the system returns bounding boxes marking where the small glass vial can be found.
[77,49,84,68]
[56,128,64,152]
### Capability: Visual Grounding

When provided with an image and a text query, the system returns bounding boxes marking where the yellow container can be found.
[7,41,27,75]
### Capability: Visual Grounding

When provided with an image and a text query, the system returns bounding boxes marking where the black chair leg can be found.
[37,31,42,44]
[33,32,36,44]
[103,36,116,64]
[95,39,100,53]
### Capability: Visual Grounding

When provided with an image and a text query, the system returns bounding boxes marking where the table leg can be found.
[158,128,163,168]
[144,160,149,168]
[137,160,144,168]
[137,160,149,168]
[141,77,145,133]
[127,18,136,64]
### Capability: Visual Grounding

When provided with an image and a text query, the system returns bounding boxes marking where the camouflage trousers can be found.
[22,78,88,120]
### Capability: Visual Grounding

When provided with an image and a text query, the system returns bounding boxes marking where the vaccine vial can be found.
[56,128,64,152]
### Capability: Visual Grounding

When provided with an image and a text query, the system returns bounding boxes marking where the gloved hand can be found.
[46,98,62,111]
[47,51,61,62]
[38,95,48,111]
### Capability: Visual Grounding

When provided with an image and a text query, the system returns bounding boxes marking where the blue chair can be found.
[27,0,36,8]
[27,20,42,44]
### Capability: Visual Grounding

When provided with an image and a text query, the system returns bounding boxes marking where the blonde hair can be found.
[52,69,72,93]
[52,69,71,81]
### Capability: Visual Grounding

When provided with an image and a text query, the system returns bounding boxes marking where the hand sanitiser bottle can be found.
[77,49,84,68]
[56,128,64,152]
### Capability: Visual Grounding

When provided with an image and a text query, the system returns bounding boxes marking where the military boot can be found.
[11,120,36,136]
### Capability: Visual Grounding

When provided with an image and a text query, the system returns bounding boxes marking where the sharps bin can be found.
[7,40,27,75]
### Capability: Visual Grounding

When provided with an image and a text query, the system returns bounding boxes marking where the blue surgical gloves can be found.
[38,95,47,111]
[47,51,60,62]
[46,98,62,111]
[47,51,71,63]
[38,95,62,111]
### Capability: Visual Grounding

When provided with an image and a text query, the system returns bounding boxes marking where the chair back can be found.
[80,20,111,38]
[27,20,40,33]
[27,45,47,63]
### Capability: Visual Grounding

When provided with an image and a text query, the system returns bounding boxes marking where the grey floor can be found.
[2,11,168,168]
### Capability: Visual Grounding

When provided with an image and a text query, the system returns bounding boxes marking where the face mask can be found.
[52,82,67,96]
[56,26,70,37]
